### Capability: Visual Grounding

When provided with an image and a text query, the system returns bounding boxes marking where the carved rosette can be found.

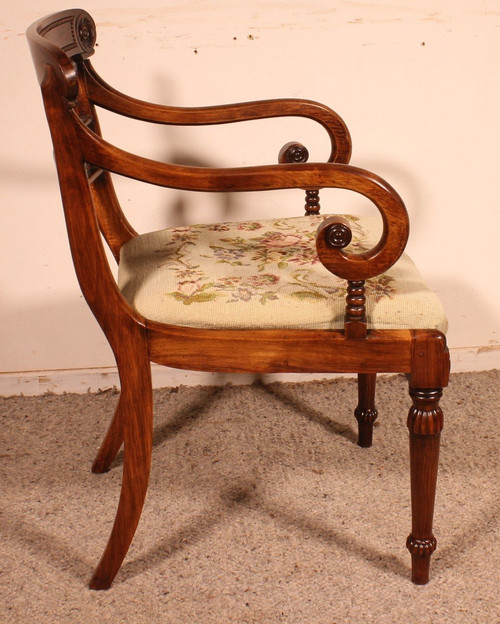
[75,13,96,53]
[408,389,444,436]
[406,535,437,557]
[279,142,309,164]
[324,221,352,248]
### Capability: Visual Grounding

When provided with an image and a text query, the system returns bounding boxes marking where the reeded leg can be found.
[92,395,125,473]
[406,387,443,584]
[89,356,153,590]
[355,373,378,447]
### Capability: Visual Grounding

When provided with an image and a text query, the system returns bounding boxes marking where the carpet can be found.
[1,371,499,623]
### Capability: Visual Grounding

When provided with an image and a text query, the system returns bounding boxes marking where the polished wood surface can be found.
[27,9,450,590]
[355,373,378,448]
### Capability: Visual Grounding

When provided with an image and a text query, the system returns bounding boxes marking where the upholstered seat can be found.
[119,214,448,332]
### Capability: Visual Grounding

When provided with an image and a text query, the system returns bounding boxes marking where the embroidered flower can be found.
[210,245,248,264]
[237,222,263,231]
[178,280,203,297]
[231,287,253,302]
[207,223,231,231]
[160,215,396,309]
[245,273,280,287]
[261,233,303,248]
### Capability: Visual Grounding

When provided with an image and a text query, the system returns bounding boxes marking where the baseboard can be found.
[0,347,497,396]
[0,365,352,397]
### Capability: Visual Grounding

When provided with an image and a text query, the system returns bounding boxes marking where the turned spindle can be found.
[345,280,367,339]
[278,141,321,215]
[304,189,320,215]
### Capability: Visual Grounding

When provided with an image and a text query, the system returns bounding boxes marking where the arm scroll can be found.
[315,176,409,281]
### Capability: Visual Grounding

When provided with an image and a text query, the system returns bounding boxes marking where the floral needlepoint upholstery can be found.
[118,214,448,332]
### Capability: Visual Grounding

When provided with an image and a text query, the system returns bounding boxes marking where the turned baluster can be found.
[345,280,367,339]
[318,217,367,339]
[278,141,320,215]
[304,189,321,215]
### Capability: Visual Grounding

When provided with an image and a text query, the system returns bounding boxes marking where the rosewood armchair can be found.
[27,9,449,590]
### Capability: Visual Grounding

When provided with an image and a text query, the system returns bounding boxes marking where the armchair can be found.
[27,9,449,590]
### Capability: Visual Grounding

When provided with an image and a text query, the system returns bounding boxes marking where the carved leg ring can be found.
[407,388,443,584]
[355,373,378,447]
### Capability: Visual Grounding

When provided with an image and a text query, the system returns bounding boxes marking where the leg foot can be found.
[406,535,437,584]
[355,373,378,447]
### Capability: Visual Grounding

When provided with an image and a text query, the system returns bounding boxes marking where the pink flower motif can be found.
[178,280,202,296]
[246,273,280,287]
[261,233,302,248]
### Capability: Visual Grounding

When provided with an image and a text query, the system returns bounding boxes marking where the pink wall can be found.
[1,1,499,393]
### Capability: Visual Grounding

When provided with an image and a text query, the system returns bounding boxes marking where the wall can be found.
[1,1,499,394]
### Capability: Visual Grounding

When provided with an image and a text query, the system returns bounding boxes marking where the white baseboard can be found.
[0,347,498,396]
[0,365,351,397]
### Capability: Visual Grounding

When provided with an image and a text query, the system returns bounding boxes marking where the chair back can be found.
[27,10,141,331]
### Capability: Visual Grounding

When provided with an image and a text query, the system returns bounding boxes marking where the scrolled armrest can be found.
[77,115,408,278]
[315,172,409,281]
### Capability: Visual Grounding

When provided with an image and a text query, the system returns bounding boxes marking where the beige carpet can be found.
[1,371,499,623]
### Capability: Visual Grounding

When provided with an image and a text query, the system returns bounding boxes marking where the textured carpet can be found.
[1,371,499,623]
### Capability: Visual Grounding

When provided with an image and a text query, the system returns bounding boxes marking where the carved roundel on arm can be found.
[321,216,353,249]
[278,142,310,164]
[75,13,96,54]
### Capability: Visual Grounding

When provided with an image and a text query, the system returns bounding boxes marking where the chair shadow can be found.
[248,494,409,580]
[253,379,359,444]
[109,382,226,469]
[433,499,500,575]
[108,374,358,470]
[118,480,409,585]
[0,507,92,584]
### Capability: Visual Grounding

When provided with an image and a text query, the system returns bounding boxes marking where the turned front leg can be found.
[406,388,443,584]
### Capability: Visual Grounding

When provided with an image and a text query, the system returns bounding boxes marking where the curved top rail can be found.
[26,9,96,99]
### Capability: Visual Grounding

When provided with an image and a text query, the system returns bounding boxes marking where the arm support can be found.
[77,115,408,281]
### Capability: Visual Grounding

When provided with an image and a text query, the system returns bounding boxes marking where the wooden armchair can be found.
[27,9,449,590]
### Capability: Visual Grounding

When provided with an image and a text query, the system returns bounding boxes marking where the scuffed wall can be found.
[1,1,499,392]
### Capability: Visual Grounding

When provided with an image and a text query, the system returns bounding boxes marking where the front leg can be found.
[406,387,443,584]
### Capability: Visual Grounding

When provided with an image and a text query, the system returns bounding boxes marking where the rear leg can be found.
[92,393,125,473]
[89,350,153,590]
[355,373,378,447]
